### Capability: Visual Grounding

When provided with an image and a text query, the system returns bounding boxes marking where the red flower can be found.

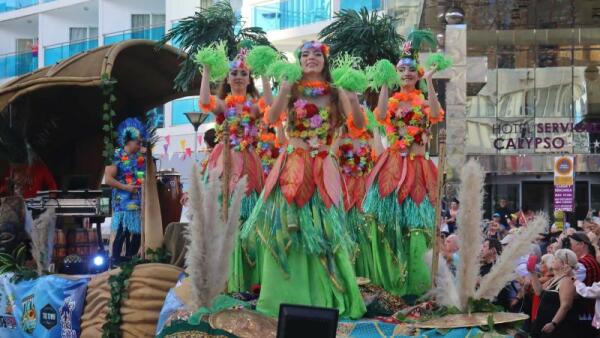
[414,133,423,144]
[305,103,319,117]
[251,284,261,295]
[340,143,353,152]
[296,123,306,131]
[216,113,225,124]
[403,112,414,124]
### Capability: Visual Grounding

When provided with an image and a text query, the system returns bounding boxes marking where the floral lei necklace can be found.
[288,99,331,153]
[339,135,375,177]
[215,95,259,151]
[380,90,429,151]
[297,80,330,98]
[256,128,280,176]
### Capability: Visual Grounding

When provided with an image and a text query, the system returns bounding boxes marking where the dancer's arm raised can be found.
[376,85,389,121]
[198,65,225,115]
[423,66,441,119]
[268,80,292,124]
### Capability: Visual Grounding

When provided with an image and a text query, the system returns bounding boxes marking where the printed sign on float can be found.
[554,156,574,212]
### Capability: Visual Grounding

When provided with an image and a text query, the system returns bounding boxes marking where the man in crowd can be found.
[495,198,512,229]
[480,238,503,276]
[0,158,57,198]
[569,232,600,336]
[442,234,459,274]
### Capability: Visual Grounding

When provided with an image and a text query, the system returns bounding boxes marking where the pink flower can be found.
[294,99,307,118]
[310,114,323,128]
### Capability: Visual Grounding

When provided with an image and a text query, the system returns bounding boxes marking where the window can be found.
[132,14,166,39]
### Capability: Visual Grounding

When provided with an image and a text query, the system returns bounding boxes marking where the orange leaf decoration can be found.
[313,155,333,209]
[397,158,415,205]
[229,151,244,194]
[294,151,315,207]
[410,159,427,205]
[323,156,342,208]
[354,176,367,211]
[366,151,389,191]
[341,174,354,211]
[378,151,402,198]
[262,152,285,201]
[424,158,439,205]
[279,149,305,204]
[243,151,264,195]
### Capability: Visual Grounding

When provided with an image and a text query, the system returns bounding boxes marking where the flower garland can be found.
[214,95,259,152]
[255,129,280,176]
[339,136,375,177]
[298,40,330,57]
[297,80,330,98]
[376,90,443,151]
[288,99,330,150]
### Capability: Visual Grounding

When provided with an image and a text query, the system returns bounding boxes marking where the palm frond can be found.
[319,7,404,67]
[157,1,274,91]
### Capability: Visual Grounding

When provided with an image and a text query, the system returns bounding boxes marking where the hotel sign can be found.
[554,156,574,212]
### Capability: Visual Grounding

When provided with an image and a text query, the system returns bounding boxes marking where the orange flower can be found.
[418,67,425,77]
[406,125,420,136]
[199,95,217,112]
[392,139,407,150]
[225,95,247,107]
[346,109,367,138]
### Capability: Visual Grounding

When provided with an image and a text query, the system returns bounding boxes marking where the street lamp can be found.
[184,112,209,162]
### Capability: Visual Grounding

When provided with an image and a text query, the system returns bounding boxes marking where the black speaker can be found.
[276,304,339,338]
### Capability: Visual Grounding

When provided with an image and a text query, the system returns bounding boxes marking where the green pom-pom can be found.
[366,59,402,90]
[424,52,453,71]
[365,107,385,134]
[247,46,280,76]
[331,53,367,92]
[194,41,229,82]
[267,61,302,84]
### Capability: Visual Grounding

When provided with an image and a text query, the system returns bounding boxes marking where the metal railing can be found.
[103,24,166,45]
[0,50,37,80]
[0,0,55,14]
[43,37,98,66]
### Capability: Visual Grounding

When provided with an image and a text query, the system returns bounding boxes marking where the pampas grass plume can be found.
[476,213,547,300]
[185,165,247,309]
[455,160,485,311]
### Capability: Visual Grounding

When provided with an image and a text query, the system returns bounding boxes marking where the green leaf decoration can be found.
[110,94,117,103]
[247,45,280,76]
[424,52,453,71]
[366,59,402,90]
[194,41,230,82]
[331,53,368,92]
[267,60,302,84]
[103,114,110,121]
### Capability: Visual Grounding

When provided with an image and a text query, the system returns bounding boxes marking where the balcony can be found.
[253,0,331,32]
[44,38,98,66]
[340,0,382,11]
[104,25,166,46]
[0,0,54,14]
[0,50,36,80]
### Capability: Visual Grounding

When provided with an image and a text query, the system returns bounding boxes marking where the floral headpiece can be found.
[297,40,330,58]
[229,48,249,70]
[397,30,436,69]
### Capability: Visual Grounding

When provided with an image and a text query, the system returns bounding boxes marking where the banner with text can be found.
[554,156,574,212]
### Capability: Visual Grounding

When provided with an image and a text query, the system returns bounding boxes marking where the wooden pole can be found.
[431,128,447,288]
[221,121,231,222]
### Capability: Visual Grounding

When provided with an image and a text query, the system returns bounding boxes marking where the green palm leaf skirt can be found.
[362,184,435,297]
[240,187,366,319]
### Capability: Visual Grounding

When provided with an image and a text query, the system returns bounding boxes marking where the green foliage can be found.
[424,52,453,71]
[319,8,404,68]
[102,248,172,338]
[157,1,274,91]
[331,53,368,92]
[100,73,117,165]
[267,61,302,84]
[407,29,437,51]
[246,46,280,76]
[194,41,229,82]
[0,243,39,282]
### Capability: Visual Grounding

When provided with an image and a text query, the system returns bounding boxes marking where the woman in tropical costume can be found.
[363,30,445,297]
[197,47,271,293]
[337,113,379,280]
[241,41,366,318]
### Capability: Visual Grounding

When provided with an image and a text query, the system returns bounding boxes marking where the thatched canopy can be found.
[0,40,199,188]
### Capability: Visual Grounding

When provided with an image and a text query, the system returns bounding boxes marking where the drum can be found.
[156,170,183,232]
